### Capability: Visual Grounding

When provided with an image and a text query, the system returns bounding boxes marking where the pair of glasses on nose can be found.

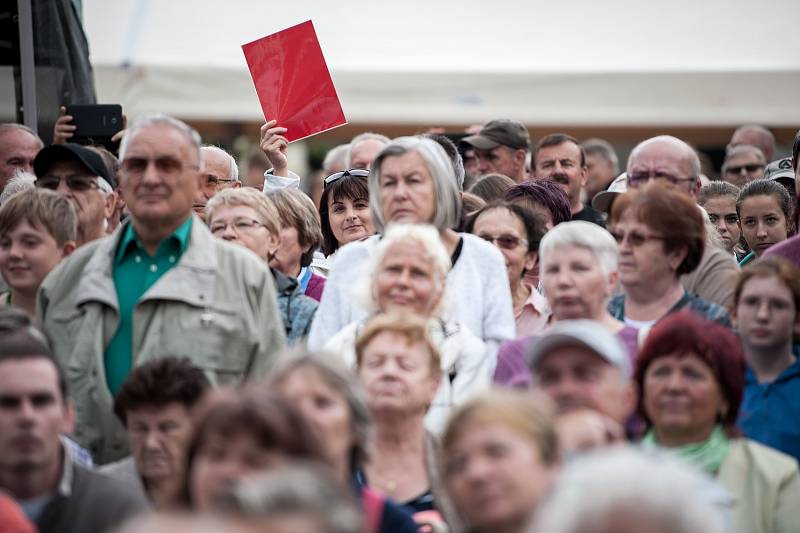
[209,218,264,235]
[36,175,100,192]
[724,164,764,175]
[324,169,370,188]
[609,229,666,247]
[202,174,237,189]
[478,234,528,250]
[120,156,197,176]
[627,171,695,187]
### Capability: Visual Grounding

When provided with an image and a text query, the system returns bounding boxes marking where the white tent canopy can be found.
[85,0,800,127]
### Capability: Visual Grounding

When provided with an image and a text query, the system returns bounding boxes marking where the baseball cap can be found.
[763,157,795,194]
[527,319,631,377]
[33,143,116,189]
[591,172,628,214]
[461,119,530,151]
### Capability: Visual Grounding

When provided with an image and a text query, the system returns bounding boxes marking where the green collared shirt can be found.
[105,217,193,395]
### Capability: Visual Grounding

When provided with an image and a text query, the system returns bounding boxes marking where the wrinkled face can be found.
[738,194,789,257]
[0,129,42,188]
[379,151,437,225]
[584,153,616,199]
[327,194,374,247]
[643,353,726,443]
[208,205,278,263]
[374,240,443,316]
[350,140,386,170]
[275,367,354,471]
[627,142,697,197]
[541,245,615,321]
[40,159,113,240]
[733,275,799,354]
[119,125,201,228]
[0,221,72,295]
[611,214,684,289]
[472,207,535,287]
[127,403,193,482]
[190,431,290,511]
[357,331,440,417]
[702,196,741,253]
[722,152,765,188]
[0,359,73,474]
[473,146,525,181]
[269,225,310,278]
[534,346,633,425]
[194,149,238,213]
[444,422,558,532]
[534,142,586,207]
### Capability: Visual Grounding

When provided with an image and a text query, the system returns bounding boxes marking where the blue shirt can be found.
[738,356,800,465]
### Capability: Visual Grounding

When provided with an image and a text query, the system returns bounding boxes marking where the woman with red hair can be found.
[635,311,800,533]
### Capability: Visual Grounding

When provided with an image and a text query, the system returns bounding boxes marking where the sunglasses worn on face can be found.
[36,175,100,192]
[324,169,370,188]
[479,233,528,250]
[725,164,764,175]
[120,156,196,176]
[609,229,666,247]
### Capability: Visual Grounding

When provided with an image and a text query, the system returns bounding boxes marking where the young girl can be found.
[737,179,794,267]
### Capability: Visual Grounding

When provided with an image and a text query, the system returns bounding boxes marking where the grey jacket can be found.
[38,214,286,463]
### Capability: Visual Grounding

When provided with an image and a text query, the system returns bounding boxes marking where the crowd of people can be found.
[0,112,798,533]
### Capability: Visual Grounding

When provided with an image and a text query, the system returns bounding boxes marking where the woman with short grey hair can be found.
[309,136,514,354]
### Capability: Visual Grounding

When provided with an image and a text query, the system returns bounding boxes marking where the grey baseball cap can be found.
[527,319,631,377]
[763,157,795,194]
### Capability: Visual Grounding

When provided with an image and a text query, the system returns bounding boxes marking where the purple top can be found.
[493,326,639,388]
[763,235,800,268]
[305,272,326,302]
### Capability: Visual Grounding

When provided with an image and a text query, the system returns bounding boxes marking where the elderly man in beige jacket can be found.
[38,115,285,464]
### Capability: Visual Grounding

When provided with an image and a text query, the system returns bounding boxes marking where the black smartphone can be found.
[65,104,123,145]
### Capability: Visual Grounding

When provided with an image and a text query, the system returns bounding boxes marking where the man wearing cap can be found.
[37,114,286,464]
[533,133,605,226]
[460,119,529,183]
[624,135,739,308]
[0,124,43,192]
[33,143,117,246]
[764,130,800,266]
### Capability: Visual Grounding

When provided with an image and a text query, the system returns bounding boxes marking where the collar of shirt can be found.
[517,285,550,318]
[114,217,193,265]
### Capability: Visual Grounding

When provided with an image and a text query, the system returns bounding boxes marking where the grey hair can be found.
[0,123,42,143]
[533,447,727,533]
[628,135,701,181]
[323,143,351,174]
[345,132,390,167]
[539,221,619,277]
[354,223,451,315]
[268,350,373,471]
[119,113,202,164]
[369,136,462,232]
[581,138,620,174]
[201,145,239,181]
[224,462,362,533]
[0,170,36,205]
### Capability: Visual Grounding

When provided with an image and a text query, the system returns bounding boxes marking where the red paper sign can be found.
[242,20,347,142]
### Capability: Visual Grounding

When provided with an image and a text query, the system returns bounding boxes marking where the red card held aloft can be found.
[242,20,347,143]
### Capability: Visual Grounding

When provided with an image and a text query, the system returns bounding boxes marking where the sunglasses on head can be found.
[324,169,370,188]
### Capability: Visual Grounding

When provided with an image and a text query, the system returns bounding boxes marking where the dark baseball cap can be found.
[461,119,530,151]
[33,143,115,189]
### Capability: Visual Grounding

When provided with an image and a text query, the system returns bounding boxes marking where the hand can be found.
[260,120,289,177]
[111,114,128,144]
[53,106,76,144]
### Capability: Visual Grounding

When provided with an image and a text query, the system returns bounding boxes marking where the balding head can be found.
[626,136,701,198]
[730,124,775,162]
[0,124,43,191]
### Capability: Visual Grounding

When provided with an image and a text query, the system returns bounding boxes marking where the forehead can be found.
[125,125,195,158]
[739,274,794,299]
[0,129,42,153]
[725,151,762,166]
[2,220,56,240]
[381,239,428,261]
[536,344,614,371]
[0,358,61,395]
[201,149,233,177]
[127,402,189,421]
[701,196,737,212]
[628,141,689,173]
[542,244,595,265]
[739,194,782,213]
[209,204,260,222]
[363,331,431,359]
[535,141,581,163]
[380,150,429,173]
[352,139,385,159]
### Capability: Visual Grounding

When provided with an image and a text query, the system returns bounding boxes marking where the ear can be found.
[266,232,280,259]
[233,181,242,189]
[60,241,77,258]
[514,149,527,166]
[580,165,588,187]
[104,190,118,219]
[666,245,688,272]
[524,251,538,273]
[605,270,619,298]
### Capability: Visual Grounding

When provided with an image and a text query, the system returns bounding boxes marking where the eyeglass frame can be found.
[119,155,199,178]
[608,227,667,247]
[35,174,106,193]
[627,170,697,188]
[478,233,529,250]
[208,217,265,236]
[323,169,370,189]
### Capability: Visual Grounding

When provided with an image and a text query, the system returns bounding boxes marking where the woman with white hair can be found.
[324,223,494,434]
[494,221,638,388]
[308,136,514,353]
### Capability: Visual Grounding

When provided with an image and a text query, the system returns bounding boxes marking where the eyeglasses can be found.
[209,218,264,236]
[478,233,528,250]
[36,174,101,192]
[120,156,198,177]
[724,164,764,175]
[201,174,237,190]
[609,228,666,247]
[324,169,370,188]
[627,170,696,187]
